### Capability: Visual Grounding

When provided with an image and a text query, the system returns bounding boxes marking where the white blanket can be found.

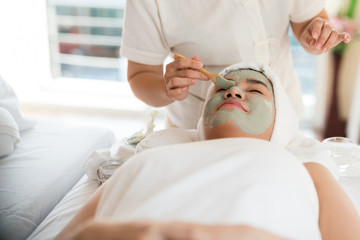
[96,138,321,240]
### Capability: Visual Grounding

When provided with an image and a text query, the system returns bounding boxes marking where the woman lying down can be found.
[56,63,360,240]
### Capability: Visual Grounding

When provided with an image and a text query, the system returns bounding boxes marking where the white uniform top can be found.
[120,0,326,129]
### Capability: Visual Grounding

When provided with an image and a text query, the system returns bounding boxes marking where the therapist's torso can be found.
[121,0,326,129]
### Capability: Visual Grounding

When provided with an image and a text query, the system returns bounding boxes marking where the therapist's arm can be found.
[304,162,360,240]
[127,57,209,107]
[127,61,171,107]
[291,8,351,55]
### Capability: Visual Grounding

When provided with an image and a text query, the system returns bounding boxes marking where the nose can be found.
[224,87,244,100]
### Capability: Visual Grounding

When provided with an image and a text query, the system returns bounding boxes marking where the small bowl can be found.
[322,137,357,170]
[97,160,124,185]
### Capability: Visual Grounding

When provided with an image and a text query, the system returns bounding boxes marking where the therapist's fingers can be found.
[303,17,351,53]
[164,72,192,101]
[166,86,190,101]
[165,57,206,83]
[164,65,195,86]
[170,56,209,80]
[302,17,327,48]
[321,31,349,53]
[174,56,203,69]
[164,56,209,101]
[177,68,209,80]
[315,21,333,49]
[309,17,325,40]
[167,77,195,91]
[315,30,351,53]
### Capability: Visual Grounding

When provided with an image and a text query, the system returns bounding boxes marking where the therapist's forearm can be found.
[129,71,174,107]
[127,61,174,107]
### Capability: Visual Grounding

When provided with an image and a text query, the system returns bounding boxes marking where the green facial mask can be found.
[204,69,275,135]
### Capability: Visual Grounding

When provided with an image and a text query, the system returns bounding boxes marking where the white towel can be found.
[133,127,339,180]
[97,138,321,240]
[82,140,135,180]
[82,128,200,180]
[0,75,35,156]
[82,111,166,180]
[135,128,199,154]
[0,107,21,156]
[287,135,339,180]
[0,75,35,131]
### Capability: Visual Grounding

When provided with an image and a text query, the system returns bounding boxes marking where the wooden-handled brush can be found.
[174,53,235,89]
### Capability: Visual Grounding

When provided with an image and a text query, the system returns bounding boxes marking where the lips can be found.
[217,99,249,113]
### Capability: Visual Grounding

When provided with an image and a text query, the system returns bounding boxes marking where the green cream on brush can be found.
[205,69,274,135]
[215,75,236,89]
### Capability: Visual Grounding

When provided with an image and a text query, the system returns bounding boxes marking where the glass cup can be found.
[322,137,357,175]
[97,160,124,185]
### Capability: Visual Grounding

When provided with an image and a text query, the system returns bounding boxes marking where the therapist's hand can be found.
[164,56,209,101]
[299,17,351,54]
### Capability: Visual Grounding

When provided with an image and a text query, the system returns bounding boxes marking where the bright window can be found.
[47,0,127,82]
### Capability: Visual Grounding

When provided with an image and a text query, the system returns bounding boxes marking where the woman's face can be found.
[203,69,275,140]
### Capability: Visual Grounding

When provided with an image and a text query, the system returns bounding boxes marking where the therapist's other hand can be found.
[164,56,209,101]
[300,17,351,54]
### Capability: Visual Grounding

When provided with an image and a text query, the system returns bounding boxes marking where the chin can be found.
[204,124,272,141]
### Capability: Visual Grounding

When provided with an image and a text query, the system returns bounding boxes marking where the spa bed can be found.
[28,140,360,240]
[1,118,359,239]
[0,119,115,240]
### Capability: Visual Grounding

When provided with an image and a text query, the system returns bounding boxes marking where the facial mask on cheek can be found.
[241,95,274,135]
[204,93,274,135]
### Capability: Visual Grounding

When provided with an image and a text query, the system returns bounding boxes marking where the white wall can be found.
[338,3,360,121]
[0,0,147,114]
[0,0,52,98]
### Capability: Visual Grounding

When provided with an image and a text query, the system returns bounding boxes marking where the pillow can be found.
[0,75,35,131]
[0,107,21,156]
[0,75,35,156]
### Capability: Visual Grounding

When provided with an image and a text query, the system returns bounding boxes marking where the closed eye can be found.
[216,88,226,92]
[249,89,263,95]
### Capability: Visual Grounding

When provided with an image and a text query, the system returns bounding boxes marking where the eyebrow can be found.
[246,79,269,89]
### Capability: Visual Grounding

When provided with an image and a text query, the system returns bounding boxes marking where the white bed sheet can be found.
[29,144,360,240]
[0,120,115,240]
[28,175,99,240]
